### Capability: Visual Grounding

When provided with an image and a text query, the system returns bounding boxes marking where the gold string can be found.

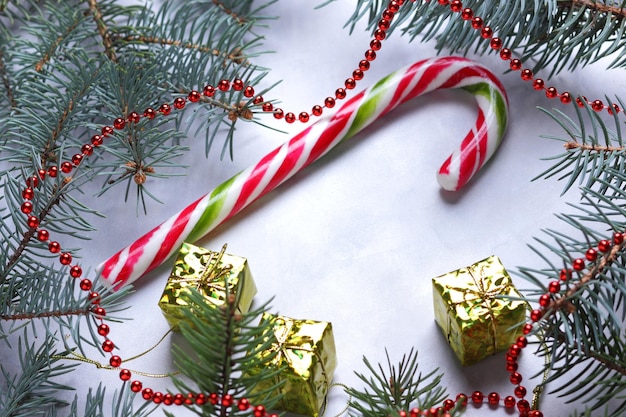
[323,382,352,417]
[169,243,233,293]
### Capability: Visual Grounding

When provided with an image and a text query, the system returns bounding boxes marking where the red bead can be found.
[89,291,100,304]
[374,29,386,40]
[232,79,244,91]
[152,392,163,404]
[369,39,382,51]
[26,175,39,188]
[529,411,544,417]
[324,97,336,108]
[298,112,309,123]
[188,90,201,102]
[471,17,483,29]
[471,391,483,404]
[72,154,82,167]
[93,307,106,317]
[576,97,587,108]
[450,0,462,13]
[409,408,421,417]
[481,26,493,39]
[158,103,171,115]
[254,405,266,417]
[174,393,184,405]
[610,103,621,115]
[522,323,533,334]
[546,87,558,98]
[516,336,528,348]
[359,60,370,71]
[461,7,472,19]
[382,9,394,20]
[353,69,364,80]
[59,252,72,265]
[443,399,455,411]
[398,411,407,417]
[253,95,264,105]
[559,268,571,281]
[222,394,233,407]
[614,232,624,244]
[530,309,543,322]
[110,355,122,367]
[378,18,390,31]
[548,281,560,293]
[48,241,61,253]
[335,88,347,99]
[510,372,523,385]
[218,79,230,91]
[273,108,284,119]
[37,229,49,241]
[389,1,401,13]
[80,279,92,291]
[585,248,598,261]
[61,161,73,173]
[539,294,551,308]
[456,393,468,407]
[438,0,449,5]
[572,258,585,271]
[504,396,516,408]
[510,59,522,70]
[345,77,356,89]
[244,86,255,98]
[113,118,125,130]
[312,105,323,116]
[131,380,142,392]
[487,392,500,405]
[81,144,94,156]
[173,97,186,109]
[517,399,530,413]
[22,187,35,200]
[499,48,511,60]
[509,344,521,358]
[262,102,273,112]
[195,393,206,405]
[47,166,58,177]
[102,340,114,352]
[70,265,82,278]
[531,79,545,91]
[163,393,174,405]
[101,126,114,136]
[91,134,103,146]
[203,85,216,97]
[521,69,533,81]
[284,112,296,123]
[238,398,250,411]
[506,362,518,372]
[142,388,153,400]
[514,385,527,398]
[489,38,502,51]
[560,91,572,104]
[97,323,110,336]
[128,111,140,123]
[364,49,377,61]
[21,202,33,214]
[592,99,604,112]
[38,169,46,180]
[598,239,611,252]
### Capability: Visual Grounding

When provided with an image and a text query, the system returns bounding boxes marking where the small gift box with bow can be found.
[432,255,526,366]
[158,242,257,330]
[246,312,336,417]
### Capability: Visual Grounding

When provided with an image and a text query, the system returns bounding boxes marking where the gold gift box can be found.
[158,242,257,330]
[247,312,336,417]
[432,255,526,366]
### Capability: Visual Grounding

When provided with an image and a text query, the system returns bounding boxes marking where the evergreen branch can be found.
[0,49,16,108]
[86,0,117,62]
[0,308,89,321]
[34,11,83,72]
[564,141,626,152]
[211,0,249,25]
[570,0,626,17]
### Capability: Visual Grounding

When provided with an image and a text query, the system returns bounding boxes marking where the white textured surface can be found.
[25,1,625,416]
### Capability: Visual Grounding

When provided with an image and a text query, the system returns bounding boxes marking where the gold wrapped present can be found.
[432,255,526,366]
[158,243,257,330]
[247,312,336,417]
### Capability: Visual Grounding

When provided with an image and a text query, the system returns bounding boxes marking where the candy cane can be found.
[99,56,509,289]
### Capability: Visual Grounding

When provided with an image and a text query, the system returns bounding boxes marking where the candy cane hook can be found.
[100,56,509,289]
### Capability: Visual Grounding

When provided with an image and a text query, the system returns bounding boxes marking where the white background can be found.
[37,1,624,416]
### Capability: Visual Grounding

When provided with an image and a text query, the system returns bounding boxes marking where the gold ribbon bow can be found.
[170,244,233,297]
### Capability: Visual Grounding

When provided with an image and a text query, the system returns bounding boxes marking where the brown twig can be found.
[211,0,247,25]
[34,14,83,72]
[112,35,248,66]
[568,0,626,18]
[0,50,16,108]
[86,0,117,62]
[564,141,626,152]
[1,308,88,321]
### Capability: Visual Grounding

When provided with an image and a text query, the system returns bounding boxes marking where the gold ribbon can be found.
[169,244,233,296]
[445,265,510,353]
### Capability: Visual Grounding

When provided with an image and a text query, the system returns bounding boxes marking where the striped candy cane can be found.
[100,56,509,289]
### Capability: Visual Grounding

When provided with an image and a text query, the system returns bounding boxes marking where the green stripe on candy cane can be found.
[99,56,509,289]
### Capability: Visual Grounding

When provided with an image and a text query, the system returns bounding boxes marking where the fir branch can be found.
[211,0,249,25]
[0,49,15,108]
[570,0,626,17]
[34,11,84,73]
[86,0,117,62]
[0,308,89,321]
